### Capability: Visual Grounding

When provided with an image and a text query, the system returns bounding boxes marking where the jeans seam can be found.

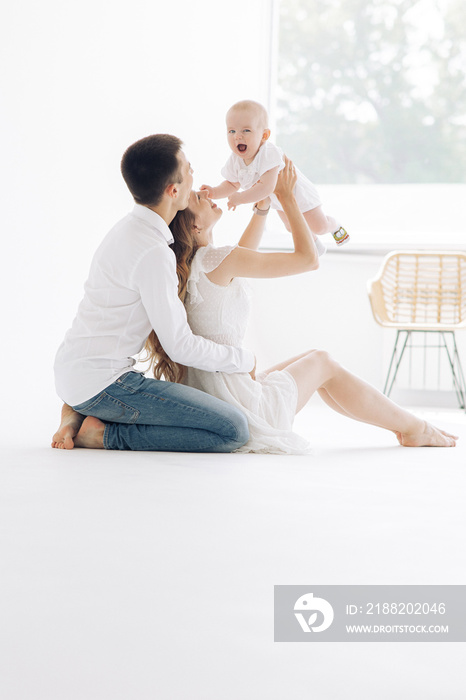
[145,392,241,441]
[111,378,241,439]
[77,391,141,425]
[107,395,140,423]
[130,392,242,441]
[109,375,246,446]
[76,391,106,411]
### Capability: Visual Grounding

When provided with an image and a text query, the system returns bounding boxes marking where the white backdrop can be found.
[1,7,465,697]
[2,0,463,445]
[0,0,273,443]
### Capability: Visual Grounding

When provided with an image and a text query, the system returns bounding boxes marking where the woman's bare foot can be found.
[396,421,458,447]
[51,404,85,449]
[74,416,105,449]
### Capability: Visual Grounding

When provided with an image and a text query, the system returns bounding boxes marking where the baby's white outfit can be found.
[221,140,326,256]
[221,141,322,212]
[182,244,311,455]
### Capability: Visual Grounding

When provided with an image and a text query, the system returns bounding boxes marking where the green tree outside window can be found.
[277,0,466,183]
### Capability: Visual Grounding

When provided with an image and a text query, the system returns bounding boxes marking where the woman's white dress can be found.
[182,244,311,454]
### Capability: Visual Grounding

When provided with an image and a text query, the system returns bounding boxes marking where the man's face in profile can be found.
[176,150,194,210]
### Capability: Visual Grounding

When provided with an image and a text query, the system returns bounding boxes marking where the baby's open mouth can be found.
[237,144,247,153]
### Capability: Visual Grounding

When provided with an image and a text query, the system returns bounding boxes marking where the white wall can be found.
[245,250,466,408]
[0,0,274,440]
[245,253,386,385]
[2,1,463,444]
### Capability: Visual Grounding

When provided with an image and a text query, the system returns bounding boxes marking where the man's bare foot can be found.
[396,421,458,447]
[51,404,85,450]
[74,416,105,449]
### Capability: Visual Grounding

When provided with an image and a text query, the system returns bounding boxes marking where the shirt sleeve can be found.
[257,142,285,176]
[220,155,239,183]
[134,244,254,373]
[186,245,236,309]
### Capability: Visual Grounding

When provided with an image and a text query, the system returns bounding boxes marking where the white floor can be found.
[1,401,465,700]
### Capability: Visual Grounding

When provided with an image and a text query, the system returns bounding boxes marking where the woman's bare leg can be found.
[284,350,457,447]
[263,349,311,375]
[263,351,363,419]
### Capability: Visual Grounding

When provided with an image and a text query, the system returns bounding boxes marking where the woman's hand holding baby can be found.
[255,197,271,211]
[274,156,297,203]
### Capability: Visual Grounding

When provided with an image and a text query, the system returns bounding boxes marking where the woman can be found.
[145,158,457,452]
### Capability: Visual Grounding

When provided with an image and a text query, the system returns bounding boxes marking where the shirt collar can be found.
[131,203,174,245]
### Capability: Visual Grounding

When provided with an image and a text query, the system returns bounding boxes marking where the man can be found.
[52,134,253,452]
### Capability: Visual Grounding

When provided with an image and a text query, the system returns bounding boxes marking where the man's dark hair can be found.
[121,134,184,207]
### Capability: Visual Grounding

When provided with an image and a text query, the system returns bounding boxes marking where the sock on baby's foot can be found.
[332,226,350,246]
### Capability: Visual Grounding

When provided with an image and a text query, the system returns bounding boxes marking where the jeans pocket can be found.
[73,391,140,424]
[115,370,146,392]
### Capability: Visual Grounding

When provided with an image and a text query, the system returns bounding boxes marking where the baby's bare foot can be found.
[74,416,105,449]
[397,421,458,447]
[51,404,85,450]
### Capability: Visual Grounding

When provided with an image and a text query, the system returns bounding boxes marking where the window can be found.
[267,0,466,251]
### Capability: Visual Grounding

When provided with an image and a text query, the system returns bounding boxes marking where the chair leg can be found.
[440,332,466,410]
[384,330,410,397]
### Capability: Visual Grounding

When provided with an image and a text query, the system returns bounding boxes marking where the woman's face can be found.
[189,190,222,246]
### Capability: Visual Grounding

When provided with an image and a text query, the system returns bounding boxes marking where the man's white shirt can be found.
[54,204,254,406]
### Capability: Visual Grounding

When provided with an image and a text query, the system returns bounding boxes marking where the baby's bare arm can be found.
[200,180,240,199]
[227,167,280,209]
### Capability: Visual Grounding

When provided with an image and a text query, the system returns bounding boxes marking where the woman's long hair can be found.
[142,207,199,383]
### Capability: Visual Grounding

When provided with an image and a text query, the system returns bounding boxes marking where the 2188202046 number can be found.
[366,602,446,615]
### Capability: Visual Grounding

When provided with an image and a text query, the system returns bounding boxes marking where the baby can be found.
[201,100,349,249]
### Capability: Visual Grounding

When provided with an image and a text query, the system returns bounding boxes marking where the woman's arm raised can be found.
[207,158,319,286]
[236,197,271,251]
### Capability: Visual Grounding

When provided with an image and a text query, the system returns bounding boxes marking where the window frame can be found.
[264,0,466,254]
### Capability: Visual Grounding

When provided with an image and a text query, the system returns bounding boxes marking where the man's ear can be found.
[262,129,271,142]
[165,182,178,199]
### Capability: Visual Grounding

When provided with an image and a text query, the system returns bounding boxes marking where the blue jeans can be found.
[72,371,249,452]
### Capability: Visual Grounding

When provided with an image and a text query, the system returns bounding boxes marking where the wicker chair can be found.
[367,251,466,409]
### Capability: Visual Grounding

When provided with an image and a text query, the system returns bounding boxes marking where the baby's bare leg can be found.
[277,209,291,231]
[277,209,327,255]
[303,207,339,236]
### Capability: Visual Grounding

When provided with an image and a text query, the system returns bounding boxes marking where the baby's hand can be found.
[227,192,242,211]
[200,184,214,198]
